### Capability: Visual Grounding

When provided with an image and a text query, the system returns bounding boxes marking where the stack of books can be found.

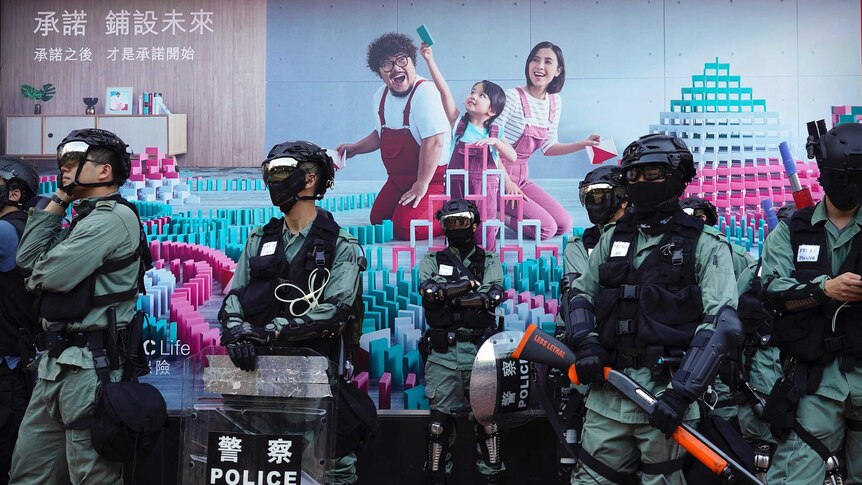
[137,92,172,115]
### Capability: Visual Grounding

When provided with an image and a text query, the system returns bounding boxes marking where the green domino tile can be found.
[385,344,404,384]
[404,385,429,410]
[369,338,389,379]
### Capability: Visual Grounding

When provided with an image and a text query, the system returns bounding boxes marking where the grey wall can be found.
[266,0,862,181]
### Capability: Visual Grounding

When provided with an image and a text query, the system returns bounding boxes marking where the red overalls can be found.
[370,80,447,241]
[447,116,501,251]
[501,87,573,240]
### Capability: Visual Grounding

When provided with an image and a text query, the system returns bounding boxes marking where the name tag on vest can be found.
[587,248,593,256]
[260,241,278,256]
[797,244,820,263]
[610,241,630,258]
[439,264,454,276]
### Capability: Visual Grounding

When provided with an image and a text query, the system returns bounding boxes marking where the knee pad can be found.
[475,421,502,467]
[427,411,454,473]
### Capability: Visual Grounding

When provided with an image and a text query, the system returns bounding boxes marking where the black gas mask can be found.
[579,182,623,225]
[262,156,314,214]
[624,164,684,215]
[820,170,862,211]
[440,211,477,251]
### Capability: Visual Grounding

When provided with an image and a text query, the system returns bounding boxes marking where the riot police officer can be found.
[418,199,504,484]
[761,122,862,484]
[553,165,628,481]
[10,129,148,483]
[565,134,740,484]
[218,141,368,484]
[0,157,40,485]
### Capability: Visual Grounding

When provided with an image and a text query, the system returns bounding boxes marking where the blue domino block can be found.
[516,303,530,322]
[385,344,404,384]
[403,349,422,376]
[501,300,514,315]
[529,308,546,325]
[403,329,421,354]
[406,304,425,331]
[504,317,525,332]
[368,338,389,379]
[404,385,429,410]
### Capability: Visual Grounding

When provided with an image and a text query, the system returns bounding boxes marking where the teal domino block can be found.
[503,275,511,290]
[362,294,375,310]
[370,305,390,330]
[404,385,429,410]
[534,280,546,295]
[541,319,556,335]
[365,310,383,331]
[375,246,384,270]
[347,226,358,238]
[369,289,387,306]
[403,349,422,376]
[383,283,397,302]
[362,320,377,334]
[385,344,404,384]
[369,338,389,379]
[381,300,399,330]
[382,220,394,241]
[374,224,384,243]
[365,269,376,291]
[395,295,409,311]
[397,280,411,299]
[409,293,421,306]
[366,226,376,245]
[356,226,367,245]
[396,267,405,283]
[382,270,390,285]
[518,277,529,293]
[411,266,419,290]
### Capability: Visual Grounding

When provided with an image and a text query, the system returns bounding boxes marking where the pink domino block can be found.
[535,245,558,260]
[204,328,221,350]
[530,295,545,310]
[518,291,531,304]
[405,373,417,390]
[427,194,450,220]
[701,167,715,178]
[391,245,415,269]
[191,276,211,303]
[504,289,516,302]
[145,147,161,157]
[164,171,180,179]
[351,371,370,393]
[129,174,145,182]
[499,194,524,221]
[545,299,558,317]
[500,245,523,262]
[182,260,196,282]
[145,172,163,181]
[833,105,851,115]
[378,373,392,410]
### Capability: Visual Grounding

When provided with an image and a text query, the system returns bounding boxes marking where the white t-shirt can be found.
[493,87,561,155]
[372,76,451,166]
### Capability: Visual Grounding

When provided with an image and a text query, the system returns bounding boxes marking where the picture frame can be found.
[105,86,133,115]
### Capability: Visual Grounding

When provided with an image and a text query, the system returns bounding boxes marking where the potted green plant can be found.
[20,83,56,114]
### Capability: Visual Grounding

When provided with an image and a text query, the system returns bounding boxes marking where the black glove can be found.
[573,337,608,385]
[650,388,691,438]
[559,272,579,299]
[227,340,257,372]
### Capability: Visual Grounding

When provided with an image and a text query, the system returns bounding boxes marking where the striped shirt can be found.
[493,87,562,155]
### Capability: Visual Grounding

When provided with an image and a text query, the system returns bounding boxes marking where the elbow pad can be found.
[564,298,596,342]
[419,280,443,304]
[672,306,744,401]
[485,284,504,309]
[762,282,827,315]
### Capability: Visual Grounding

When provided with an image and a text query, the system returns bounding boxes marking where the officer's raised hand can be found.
[650,388,691,438]
[824,272,862,302]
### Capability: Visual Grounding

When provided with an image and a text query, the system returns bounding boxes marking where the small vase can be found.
[86,106,95,115]
[34,103,41,115]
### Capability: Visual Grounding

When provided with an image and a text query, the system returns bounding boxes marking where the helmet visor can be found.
[57,141,91,169]
[440,211,475,231]
[578,183,614,205]
[262,156,304,185]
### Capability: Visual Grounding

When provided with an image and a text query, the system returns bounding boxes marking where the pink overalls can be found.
[370,79,447,241]
[447,116,501,251]
[502,88,573,240]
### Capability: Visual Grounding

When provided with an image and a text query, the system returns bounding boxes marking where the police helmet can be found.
[807,122,862,173]
[57,129,132,186]
[680,197,718,226]
[619,134,696,185]
[435,199,481,230]
[0,156,39,202]
[262,140,335,197]
[578,165,626,206]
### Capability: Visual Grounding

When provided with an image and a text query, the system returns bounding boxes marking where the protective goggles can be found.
[57,141,94,169]
[578,183,615,205]
[624,164,672,183]
[261,157,306,185]
[439,211,475,230]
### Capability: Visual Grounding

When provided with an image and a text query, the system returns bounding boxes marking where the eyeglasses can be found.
[261,156,312,185]
[624,164,672,183]
[439,211,475,231]
[380,55,409,72]
[578,183,614,205]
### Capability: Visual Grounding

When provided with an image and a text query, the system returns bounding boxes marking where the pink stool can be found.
[499,194,524,221]
[500,245,523,262]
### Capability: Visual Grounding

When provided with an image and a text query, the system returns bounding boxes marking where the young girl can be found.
[494,41,602,241]
[421,42,516,251]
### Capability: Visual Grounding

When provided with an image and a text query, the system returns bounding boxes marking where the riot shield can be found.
[470,330,542,428]
[181,346,336,485]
